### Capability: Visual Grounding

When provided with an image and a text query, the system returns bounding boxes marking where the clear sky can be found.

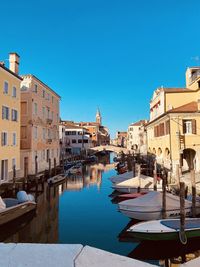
[1,0,200,137]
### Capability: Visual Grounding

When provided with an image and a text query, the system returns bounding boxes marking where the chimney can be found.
[198,99,200,112]
[9,52,20,74]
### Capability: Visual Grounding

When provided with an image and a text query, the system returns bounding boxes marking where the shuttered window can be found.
[183,119,196,134]
[1,132,8,146]
[165,120,170,135]
[21,126,27,139]
[192,119,197,134]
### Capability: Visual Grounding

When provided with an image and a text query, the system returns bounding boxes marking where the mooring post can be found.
[54,158,56,176]
[179,182,187,244]
[132,158,136,177]
[153,160,157,191]
[162,171,167,219]
[191,169,196,217]
[137,164,141,193]
[49,158,51,178]
[12,164,16,194]
[176,164,180,188]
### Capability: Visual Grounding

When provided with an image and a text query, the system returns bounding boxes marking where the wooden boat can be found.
[112,175,162,193]
[127,218,200,241]
[0,196,36,226]
[47,174,66,186]
[109,171,134,184]
[118,191,196,220]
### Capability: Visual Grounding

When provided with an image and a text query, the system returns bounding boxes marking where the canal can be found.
[1,152,200,265]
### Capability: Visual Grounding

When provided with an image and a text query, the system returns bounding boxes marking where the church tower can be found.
[96,108,102,125]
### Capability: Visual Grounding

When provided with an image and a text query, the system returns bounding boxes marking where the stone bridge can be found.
[90,145,128,154]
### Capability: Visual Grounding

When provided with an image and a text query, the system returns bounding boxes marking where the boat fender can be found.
[17,191,29,203]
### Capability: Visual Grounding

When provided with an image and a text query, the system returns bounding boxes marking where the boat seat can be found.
[161,219,200,230]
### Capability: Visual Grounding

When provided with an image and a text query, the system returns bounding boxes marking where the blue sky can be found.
[1,0,200,137]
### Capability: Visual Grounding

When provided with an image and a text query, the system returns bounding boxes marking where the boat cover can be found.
[109,171,134,183]
[116,176,162,189]
[161,218,200,230]
[119,191,192,210]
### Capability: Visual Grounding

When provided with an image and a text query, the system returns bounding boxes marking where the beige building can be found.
[127,120,148,154]
[0,53,22,182]
[20,75,60,176]
[147,66,200,174]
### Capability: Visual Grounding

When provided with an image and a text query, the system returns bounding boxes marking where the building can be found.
[78,109,110,146]
[115,131,127,147]
[59,121,92,156]
[0,53,22,182]
[147,66,200,174]
[127,120,148,154]
[20,74,60,176]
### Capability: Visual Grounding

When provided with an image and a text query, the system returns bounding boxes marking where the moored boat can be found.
[109,171,134,184]
[47,174,66,186]
[118,191,197,220]
[0,191,36,226]
[127,218,200,241]
[112,175,162,193]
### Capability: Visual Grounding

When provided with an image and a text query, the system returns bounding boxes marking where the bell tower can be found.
[96,108,102,125]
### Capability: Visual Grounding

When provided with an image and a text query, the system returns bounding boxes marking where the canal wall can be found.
[0,243,155,267]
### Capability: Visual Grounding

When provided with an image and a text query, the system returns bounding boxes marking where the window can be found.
[42,107,45,118]
[21,102,27,115]
[4,82,8,94]
[11,109,18,121]
[43,128,46,139]
[183,120,196,134]
[65,131,76,135]
[21,126,27,139]
[2,106,9,120]
[12,86,17,97]
[42,90,45,98]
[1,160,8,180]
[51,111,53,121]
[78,139,82,143]
[34,126,38,139]
[78,131,83,135]
[12,133,16,145]
[72,139,76,143]
[34,103,38,115]
[52,96,54,103]
[83,139,88,143]
[1,132,8,146]
[46,93,50,100]
[34,84,38,93]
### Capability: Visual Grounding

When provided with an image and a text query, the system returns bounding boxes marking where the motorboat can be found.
[47,174,66,186]
[0,191,36,226]
[127,218,200,241]
[109,171,134,184]
[118,191,197,220]
[112,175,162,193]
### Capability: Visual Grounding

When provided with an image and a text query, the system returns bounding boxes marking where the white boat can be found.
[109,171,134,184]
[118,191,197,220]
[47,174,66,186]
[127,218,200,241]
[112,175,162,193]
[0,191,36,225]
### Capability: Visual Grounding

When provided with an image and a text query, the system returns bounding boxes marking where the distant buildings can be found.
[127,120,148,154]
[115,131,127,148]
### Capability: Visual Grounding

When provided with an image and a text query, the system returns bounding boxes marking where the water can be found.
[1,152,200,265]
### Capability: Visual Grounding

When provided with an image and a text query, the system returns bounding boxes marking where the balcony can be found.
[46,138,52,144]
[46,118,53,124]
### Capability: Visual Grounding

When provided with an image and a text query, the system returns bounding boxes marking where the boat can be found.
[127,218,200,241]
[112,175,162,193]
[47,174,66,186]
[116,192,147,202]
[118,191,197,220]
[109,171,134,184]
[0,191,36,226]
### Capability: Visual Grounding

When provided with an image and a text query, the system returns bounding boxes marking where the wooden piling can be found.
[54,158,56,176]
[162,171,167,219]
[191,169,196,217]
[179,182,187,244]
[132,159,135,177]
[35,156,38,175]
[12,165,16,194]
[49,158,51,178]
[153,160,157,191]
[137,164,141,193]
[176,164,180,187]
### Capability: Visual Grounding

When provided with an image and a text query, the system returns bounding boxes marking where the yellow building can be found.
[0,53,22,182]
[147,66,200,174]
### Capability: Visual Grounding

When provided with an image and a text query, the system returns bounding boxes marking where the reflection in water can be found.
[1,184,60,243]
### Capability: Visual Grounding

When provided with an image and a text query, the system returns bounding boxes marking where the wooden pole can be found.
[137,164,141,193]
[54,158,56,176]
[179,182,187,244]
[153,160,157,191]
[176,164,180,187]
[49,158,51,178]
[132,159,135,177]
[162,171,167,219]
[191,169,196,217]
[35,156,38,175]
